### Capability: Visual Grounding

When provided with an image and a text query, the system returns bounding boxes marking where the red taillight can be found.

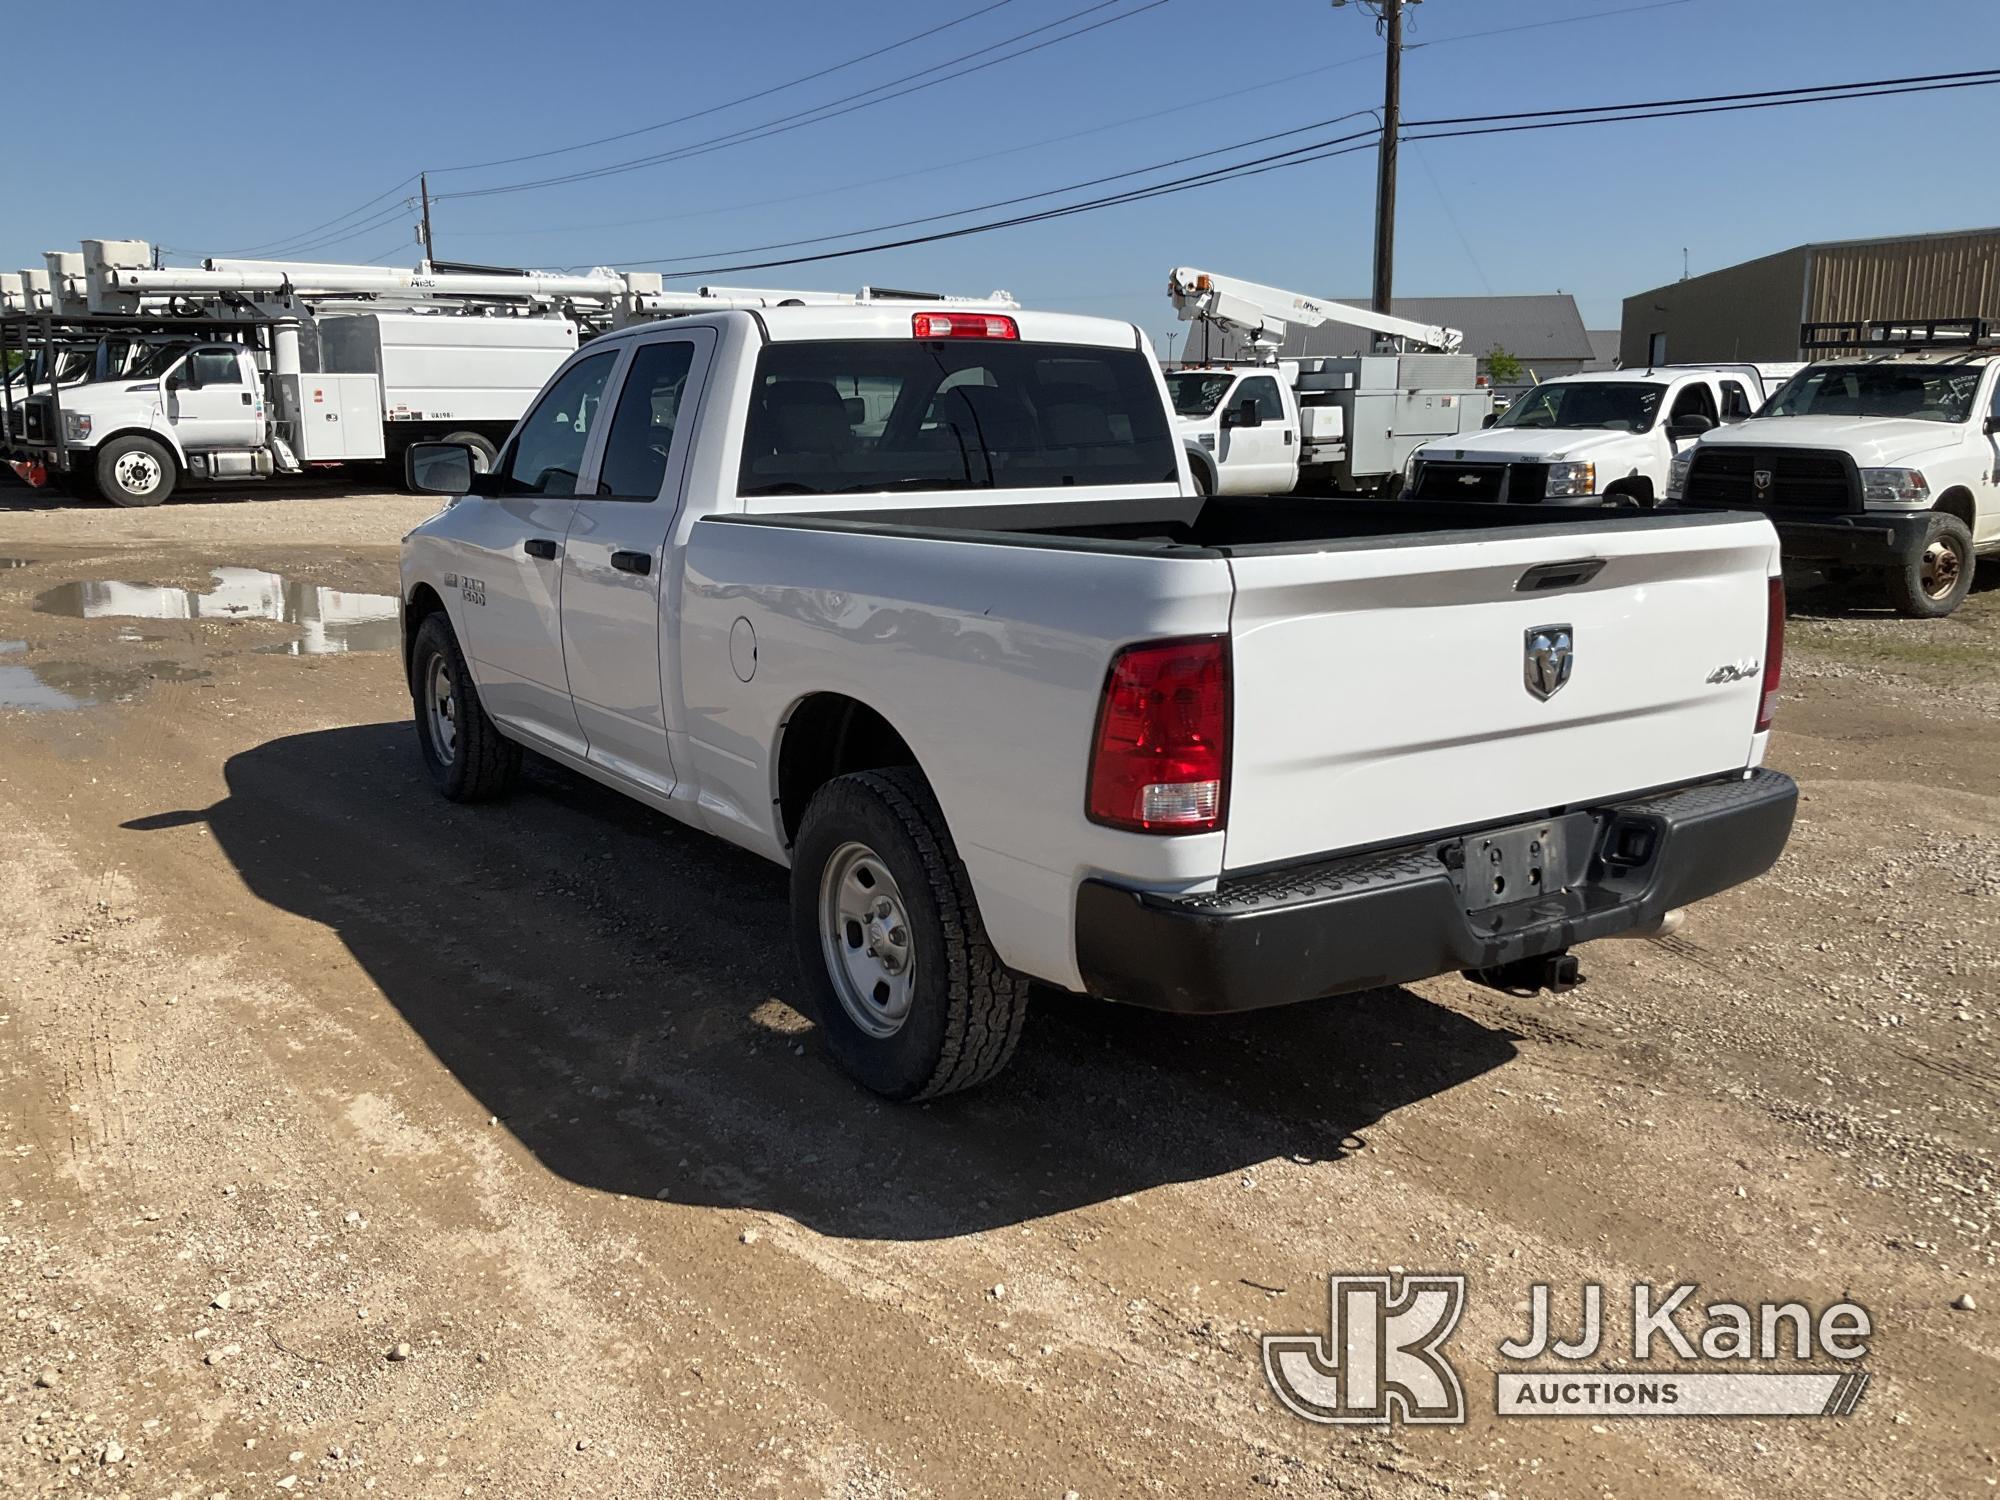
[1087,637,1229,834]
[1757,575,1785,732]
[912,311,1018,340]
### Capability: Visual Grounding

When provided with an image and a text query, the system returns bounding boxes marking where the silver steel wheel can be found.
[1920,538,1964,601]
[818,840,916,1039]
[424,653,459,766]
[112,449,163,497]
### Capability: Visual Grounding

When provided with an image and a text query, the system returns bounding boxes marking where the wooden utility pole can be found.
[419,174,435,265]
[1369,0,1405,324]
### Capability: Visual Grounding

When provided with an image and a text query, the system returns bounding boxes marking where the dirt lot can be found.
[0,485,1993,1499]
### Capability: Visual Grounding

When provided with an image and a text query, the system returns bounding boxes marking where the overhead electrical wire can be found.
[622,113,1378,268]
[204,0,1694,262]
[194,0,1040,257]
[207,176,420,259]
[432,0,1022,172]
[432,0,1170,202]
[648,67,2000,279]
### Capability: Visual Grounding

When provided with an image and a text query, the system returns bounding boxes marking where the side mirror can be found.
[1666,413,1716,440]
[1481,413,1498,429]
[1984,413,2000,436]
[1225,397,1262,429]
[405,441,479,497]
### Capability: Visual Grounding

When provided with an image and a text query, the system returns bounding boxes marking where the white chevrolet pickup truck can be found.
[398,303,1798,1099]
[1404,366,1774,507]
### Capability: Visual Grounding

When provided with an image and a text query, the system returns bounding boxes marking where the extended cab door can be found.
[164,347,263,450]
[558,327,716,797]
[1216,373,1295,493]
[451,346,619,756]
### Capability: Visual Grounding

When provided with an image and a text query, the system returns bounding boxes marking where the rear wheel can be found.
[440,430,498,474]
[1885,514,1973,618]
[95,435,175,507]
[790,768,1030,1099]
[409,613,520,801]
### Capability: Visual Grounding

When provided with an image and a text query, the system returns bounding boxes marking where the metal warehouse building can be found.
[1621,226,2000,365]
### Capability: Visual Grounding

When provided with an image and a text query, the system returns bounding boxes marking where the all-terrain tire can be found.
[791,767,1030,1100]
[1884,513,1974,618]
[95,434,175,507]
[409,613,521,802]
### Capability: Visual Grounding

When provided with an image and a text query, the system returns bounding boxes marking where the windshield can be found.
[738,340,1178,497]
[1164,370,1235,417]
[1493,381,1666,433]
[1762,364,1983,423]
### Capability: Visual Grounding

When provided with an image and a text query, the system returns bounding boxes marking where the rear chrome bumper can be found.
[1074,769,1798,1013]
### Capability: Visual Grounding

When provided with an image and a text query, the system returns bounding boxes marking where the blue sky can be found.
[5,0,1996,353]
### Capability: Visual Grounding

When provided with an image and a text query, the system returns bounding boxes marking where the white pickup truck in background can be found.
[398,302,1797,1099]
[1675,325,2000,616]
[1403,365,1776,507]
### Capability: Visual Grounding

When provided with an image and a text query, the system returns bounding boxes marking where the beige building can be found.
[1621,227,2000,365]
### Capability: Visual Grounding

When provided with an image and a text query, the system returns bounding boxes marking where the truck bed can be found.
[714,494,1757,556]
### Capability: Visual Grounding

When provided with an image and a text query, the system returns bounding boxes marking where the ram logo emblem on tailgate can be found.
[1524,625,1574,701]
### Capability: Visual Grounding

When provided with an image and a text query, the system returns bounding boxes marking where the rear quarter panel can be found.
[678,519,1234,990]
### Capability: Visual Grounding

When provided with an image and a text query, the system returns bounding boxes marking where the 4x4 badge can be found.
[1524,625,1574,700]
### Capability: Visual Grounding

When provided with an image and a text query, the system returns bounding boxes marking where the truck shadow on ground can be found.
[125,722,1521,1241]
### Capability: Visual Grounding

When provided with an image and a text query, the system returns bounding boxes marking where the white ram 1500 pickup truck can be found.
[1404,366,1772,507]
[398,304,1798,1099]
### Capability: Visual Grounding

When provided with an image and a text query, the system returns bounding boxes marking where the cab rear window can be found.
[738,340,1177,496]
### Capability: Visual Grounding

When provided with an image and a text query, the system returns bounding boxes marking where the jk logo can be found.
[1263,1274,1468,1425]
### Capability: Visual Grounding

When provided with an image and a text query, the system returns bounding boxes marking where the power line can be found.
[245,198,420,261]
[197,0,1689,264]
[433,0,1021,173]
[1402,66,2000,129]
[434,0,1170,202]
[659,136,1386,279]
[206,176,420,259]
[1406,0,1696,50]
[649,67,2000,280]
[454,49,1387,246]
[627,113,1378,268]
[1403,72,2000,144]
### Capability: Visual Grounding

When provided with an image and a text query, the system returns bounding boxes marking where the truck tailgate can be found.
[1221,515,1777,871]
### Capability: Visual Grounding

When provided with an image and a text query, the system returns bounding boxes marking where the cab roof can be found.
[594,305,1144,350]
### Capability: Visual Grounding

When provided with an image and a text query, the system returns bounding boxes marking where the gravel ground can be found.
[0,487,1994,1498]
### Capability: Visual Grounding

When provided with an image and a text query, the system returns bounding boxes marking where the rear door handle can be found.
[610,550,652,576]
[523,538,560,560]
[240,392,254,405]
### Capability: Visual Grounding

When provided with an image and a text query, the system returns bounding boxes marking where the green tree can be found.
[1484,346,1524,385]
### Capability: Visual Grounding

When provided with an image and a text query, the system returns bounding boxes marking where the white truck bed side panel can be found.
[678,519,1234,989]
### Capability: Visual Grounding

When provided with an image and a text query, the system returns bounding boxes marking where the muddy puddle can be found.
[34,567,400,655]
[0,657,207,712]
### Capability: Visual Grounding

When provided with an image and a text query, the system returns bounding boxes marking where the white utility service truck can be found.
[396,300,1797,1100]
[1675,319,2000,617]
[4,241,625,504]
[1164,268,1490,495]
[1403,364,1780,507]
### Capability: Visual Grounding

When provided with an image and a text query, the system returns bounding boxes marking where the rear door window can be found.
[595,340,697,500]
[738,340,1177,496]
